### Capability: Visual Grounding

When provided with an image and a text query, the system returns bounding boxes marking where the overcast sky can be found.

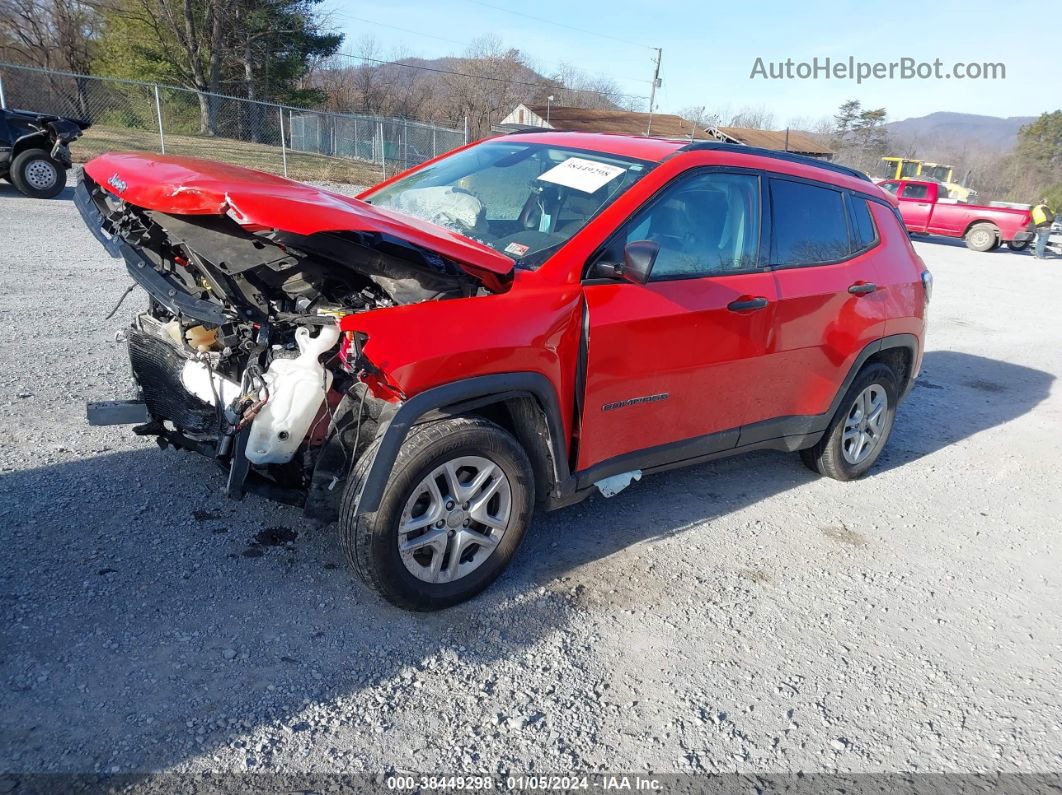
[324,0,1051,126]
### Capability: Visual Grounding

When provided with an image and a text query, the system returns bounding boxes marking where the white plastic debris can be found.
[246,325,341,465]
[181,359,241,407]
[594,470,642,498]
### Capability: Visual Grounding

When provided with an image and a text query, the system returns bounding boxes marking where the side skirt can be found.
[543,418,825,511]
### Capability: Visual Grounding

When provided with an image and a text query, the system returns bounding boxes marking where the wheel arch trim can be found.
[354,372,569,515]
[833,333,920,414]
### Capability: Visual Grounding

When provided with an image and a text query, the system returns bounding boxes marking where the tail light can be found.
[921,270,933,303]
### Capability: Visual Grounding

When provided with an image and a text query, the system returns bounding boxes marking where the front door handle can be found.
[727,296,769,312]
[848,282,877,295]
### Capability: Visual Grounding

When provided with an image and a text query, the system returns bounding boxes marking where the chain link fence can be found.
[0,63,467,185]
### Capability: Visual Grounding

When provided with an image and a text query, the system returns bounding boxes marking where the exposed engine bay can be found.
[76,169,499,519]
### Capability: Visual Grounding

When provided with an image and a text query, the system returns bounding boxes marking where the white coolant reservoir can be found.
[245,325,341,465]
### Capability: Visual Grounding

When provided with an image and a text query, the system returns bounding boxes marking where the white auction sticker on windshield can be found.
[536,157,626,193]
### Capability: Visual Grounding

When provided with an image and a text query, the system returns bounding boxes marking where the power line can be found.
[339,12,652,85]
[335,52,649,101]
[464,0,653,49]
[340,15,468,47]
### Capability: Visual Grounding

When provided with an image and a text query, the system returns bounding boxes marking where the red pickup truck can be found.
[879,179,1035,252]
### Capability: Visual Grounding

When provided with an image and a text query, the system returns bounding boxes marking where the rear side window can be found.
[770,179,850,266]
[848,196,878,251]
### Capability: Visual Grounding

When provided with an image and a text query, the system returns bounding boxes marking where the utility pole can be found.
[645,47,662,136]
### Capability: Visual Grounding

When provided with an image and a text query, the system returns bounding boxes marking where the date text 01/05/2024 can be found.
[385,774,664,790]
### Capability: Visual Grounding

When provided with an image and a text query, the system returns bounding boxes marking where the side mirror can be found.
[619,240,659,284]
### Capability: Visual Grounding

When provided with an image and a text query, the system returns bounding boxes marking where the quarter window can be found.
[769,179,851,266]
[609,171,761,279]
[849,196,878,251]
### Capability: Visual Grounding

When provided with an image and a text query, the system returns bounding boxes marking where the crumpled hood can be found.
[83,152,514,291]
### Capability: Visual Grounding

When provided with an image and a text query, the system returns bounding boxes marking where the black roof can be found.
[503,128,872,183]
[677,141,872,183]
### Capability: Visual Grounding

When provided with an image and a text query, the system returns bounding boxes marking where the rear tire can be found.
[964,223,998,252]
[10,148,66,199]
[800,363,898,481]
[340,416,534,611]
[1006,240,1030,252]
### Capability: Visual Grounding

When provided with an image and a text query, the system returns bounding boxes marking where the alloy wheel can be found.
[397,455,512,584]
[841,384,888,465]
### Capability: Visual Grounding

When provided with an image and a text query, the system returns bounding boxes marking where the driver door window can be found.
[613,171,762,279]
[899,182,930,200]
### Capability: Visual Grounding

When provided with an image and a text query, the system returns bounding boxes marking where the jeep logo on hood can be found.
[107,173,128,193]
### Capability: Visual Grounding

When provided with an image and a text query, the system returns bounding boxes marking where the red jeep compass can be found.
[77,132,929,610]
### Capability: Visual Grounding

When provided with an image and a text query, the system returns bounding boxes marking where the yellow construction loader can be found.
[878,157,975,202]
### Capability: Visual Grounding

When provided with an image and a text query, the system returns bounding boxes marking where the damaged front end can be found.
[77,153,513,520]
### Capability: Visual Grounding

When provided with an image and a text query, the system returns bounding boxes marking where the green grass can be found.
[74,125,384,186]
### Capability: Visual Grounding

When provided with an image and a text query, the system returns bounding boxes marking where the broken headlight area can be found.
[77,170,482,516]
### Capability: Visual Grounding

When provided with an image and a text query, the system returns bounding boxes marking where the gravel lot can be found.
[1,174,1061,780]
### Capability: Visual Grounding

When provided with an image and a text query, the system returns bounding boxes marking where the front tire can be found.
[10,148,66,199]
[1006,240,1030,252]
[801,363,898,481]
[340,416,534,611]
[965,223,999,252]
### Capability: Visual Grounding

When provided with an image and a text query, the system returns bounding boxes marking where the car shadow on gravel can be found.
[872,350,1052,472]
[0,351,1050,774]
[0,182,75,201]
[0,446,596,775]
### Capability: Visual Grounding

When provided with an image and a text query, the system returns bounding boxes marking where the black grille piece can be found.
[127,329,219,435]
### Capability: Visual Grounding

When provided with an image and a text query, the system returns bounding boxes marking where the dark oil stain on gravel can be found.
[820,524,868,547]
[917,379,944,390]
[254,527,298,546]
[964,378,1008,394]
[239,527,298,559]
[192,509,223,522]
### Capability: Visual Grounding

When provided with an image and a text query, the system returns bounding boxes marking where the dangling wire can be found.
[104,284,137,320]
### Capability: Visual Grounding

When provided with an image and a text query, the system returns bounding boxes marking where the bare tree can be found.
[442,35,530,139]
[728,105,776,130]
[0,0,99,115]
[549,63,625,110]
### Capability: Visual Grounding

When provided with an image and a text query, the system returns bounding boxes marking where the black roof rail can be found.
[677,141,873,183]
[502,126,575,135]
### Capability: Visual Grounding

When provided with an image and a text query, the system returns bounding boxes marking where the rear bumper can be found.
[1011,230,1035,244]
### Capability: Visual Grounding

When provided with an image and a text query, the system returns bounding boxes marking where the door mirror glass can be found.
[621,240,659,284]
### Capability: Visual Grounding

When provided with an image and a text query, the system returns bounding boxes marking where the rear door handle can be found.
[848,282,877,295]
[727,296,769,312]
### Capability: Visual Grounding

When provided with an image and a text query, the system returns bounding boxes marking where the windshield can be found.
[362,141,651,269]
[922,165,951,182]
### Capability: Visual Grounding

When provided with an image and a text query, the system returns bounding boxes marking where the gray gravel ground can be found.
[1,173,1061,778]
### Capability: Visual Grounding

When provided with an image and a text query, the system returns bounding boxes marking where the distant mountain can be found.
[886,111,1036,152]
